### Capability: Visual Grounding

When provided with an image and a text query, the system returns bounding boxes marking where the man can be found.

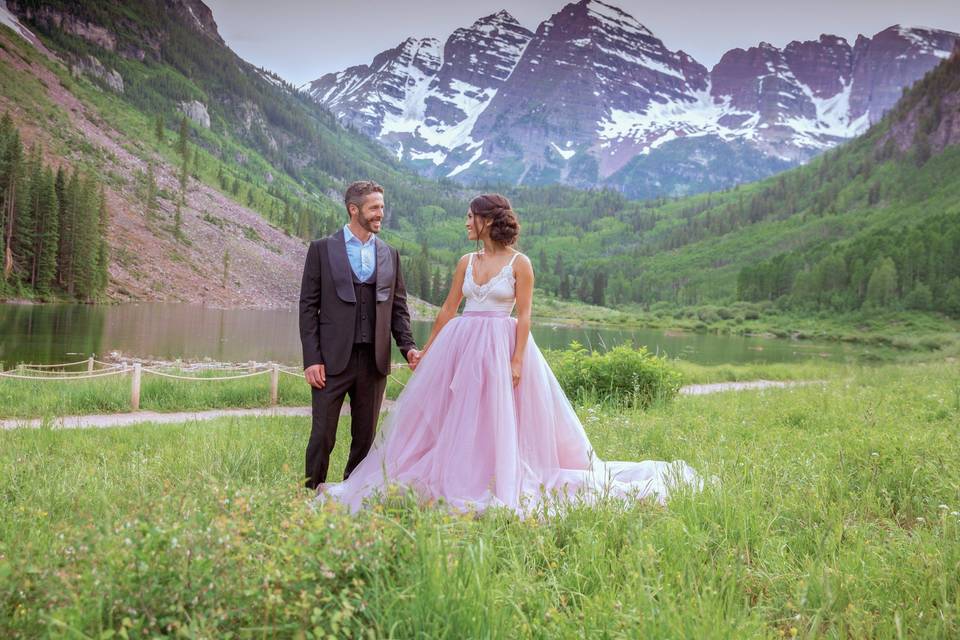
[298,180,421,490]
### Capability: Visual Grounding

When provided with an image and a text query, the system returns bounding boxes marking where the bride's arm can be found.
[511,254,534,385]
[419,254,468,360]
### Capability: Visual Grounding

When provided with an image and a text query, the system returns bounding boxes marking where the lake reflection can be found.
[1,302,857,367]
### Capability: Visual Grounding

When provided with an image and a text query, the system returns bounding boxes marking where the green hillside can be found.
[2,1,958,321]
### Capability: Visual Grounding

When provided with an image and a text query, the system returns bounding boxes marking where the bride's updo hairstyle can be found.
[469,193,520,246]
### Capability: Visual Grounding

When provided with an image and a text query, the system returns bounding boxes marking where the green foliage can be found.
[0,114,107,301]
[544,341,682,408]
[1,363,958,637]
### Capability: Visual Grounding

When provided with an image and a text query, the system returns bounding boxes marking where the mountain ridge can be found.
[309,0,958,198]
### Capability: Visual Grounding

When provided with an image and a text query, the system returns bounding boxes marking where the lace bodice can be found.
[462,251,520,314]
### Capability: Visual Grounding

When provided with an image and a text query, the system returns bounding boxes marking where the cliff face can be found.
[878,43,960,157]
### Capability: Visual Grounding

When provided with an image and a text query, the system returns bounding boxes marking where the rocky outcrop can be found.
[6,1,117,50]
[70,54,124,92]
[178,99,210,129]
[878,43,960,156]
[237,100,278,152]
[163,0,224,46]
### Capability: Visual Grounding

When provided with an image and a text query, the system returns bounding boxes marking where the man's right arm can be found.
[298,241,326,388]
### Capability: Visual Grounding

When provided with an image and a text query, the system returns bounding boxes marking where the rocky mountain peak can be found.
[164,0,224,45]
[473,10,521,29]
[573,0,653,37]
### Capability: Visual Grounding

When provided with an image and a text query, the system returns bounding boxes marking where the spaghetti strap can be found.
[507,252,521,267]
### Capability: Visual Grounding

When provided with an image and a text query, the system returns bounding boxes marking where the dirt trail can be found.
[1,380,821,430]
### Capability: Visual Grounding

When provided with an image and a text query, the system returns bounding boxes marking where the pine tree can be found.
[144,162,158,221]
[154,114,165,143]
[191,147,200,179]
[177,116,189,159]
[96,186,109,293]
[55,167,72,289]
[430,266,443,304]
[179,152,189,193]
[11,144,40,287]
[32,166,59,296]
[72,175,99,300]
[173,195,183,240]
[1,122,23,286]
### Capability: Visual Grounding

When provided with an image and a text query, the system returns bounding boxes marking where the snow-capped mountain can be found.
[308,0,959,197]
[308,10,532,172]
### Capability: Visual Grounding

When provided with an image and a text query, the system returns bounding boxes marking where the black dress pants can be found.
[304,343,387,489]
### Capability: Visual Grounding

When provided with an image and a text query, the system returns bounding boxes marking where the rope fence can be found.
[0,356,414,411]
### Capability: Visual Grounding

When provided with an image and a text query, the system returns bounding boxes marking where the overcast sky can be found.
[205,0,960,87]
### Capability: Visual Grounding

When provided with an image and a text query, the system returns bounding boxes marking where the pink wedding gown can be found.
[317,252,700,515]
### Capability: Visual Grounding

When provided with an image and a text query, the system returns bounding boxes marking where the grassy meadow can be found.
[1,361,958,637]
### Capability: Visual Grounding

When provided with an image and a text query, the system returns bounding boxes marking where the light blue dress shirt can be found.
[343,224,376,282]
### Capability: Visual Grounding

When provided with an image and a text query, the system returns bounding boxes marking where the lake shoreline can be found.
[4,298,956,355]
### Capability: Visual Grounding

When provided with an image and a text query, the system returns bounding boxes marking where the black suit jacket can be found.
[298,229,416,377]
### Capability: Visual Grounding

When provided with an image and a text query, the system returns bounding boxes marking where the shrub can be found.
[544,341,682,408]
[697,307,721,323]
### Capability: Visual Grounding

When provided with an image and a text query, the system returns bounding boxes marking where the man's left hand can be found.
[406,348,422,370]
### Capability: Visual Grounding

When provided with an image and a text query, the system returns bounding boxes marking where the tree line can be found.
[737,210,960,316]
[0,113,109,301]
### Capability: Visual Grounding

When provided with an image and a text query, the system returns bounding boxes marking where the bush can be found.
[544,341,682,408]
[697,307,721,323]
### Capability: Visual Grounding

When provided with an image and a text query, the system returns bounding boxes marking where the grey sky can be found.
[205,0,960,87]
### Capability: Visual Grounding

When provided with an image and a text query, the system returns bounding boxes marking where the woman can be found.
[317,194,699,515]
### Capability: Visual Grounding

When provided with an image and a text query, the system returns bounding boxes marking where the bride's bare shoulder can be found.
[454,253,473,273]
[510,251,533,273]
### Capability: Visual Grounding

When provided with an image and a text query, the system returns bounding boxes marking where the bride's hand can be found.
[510,359,521,387]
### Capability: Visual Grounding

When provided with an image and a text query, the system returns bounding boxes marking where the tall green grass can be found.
[1,362,958,637]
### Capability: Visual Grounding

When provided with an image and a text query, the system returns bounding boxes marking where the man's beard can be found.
[358,213,381,233]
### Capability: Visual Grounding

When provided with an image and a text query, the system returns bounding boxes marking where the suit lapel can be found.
[374,236,393,302]
[327,228,356,303]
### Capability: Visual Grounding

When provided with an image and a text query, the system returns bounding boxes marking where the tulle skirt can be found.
[317,311,700,515]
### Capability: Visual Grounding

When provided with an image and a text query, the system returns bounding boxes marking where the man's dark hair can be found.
[344,180,384,216]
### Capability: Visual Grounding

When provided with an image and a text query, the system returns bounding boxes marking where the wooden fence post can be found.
[87,357,94,373]
[270,363,279,406]
[131,363,142,411]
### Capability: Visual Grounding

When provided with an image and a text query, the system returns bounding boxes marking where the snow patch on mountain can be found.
[550,142,576,159]
[0,0,36,43]
[597,88,762,154]
[447,146,484,177]
[784,79,871,147]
